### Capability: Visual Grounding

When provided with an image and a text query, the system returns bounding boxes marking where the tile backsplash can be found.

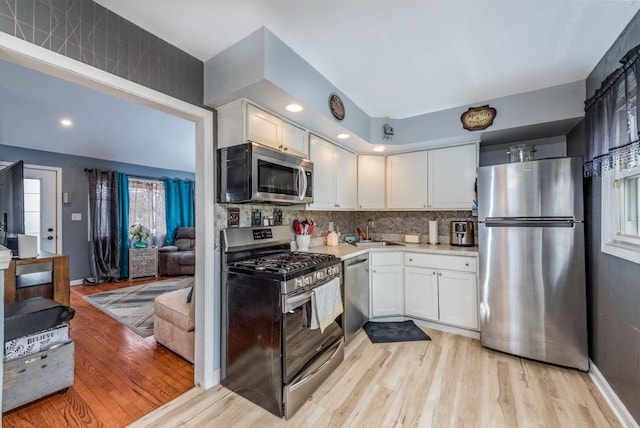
[215,203,476,248]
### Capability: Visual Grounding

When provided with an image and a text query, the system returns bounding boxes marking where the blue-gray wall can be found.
[0,144,194,281]
[583,10,640,423]
[0,0,203,105]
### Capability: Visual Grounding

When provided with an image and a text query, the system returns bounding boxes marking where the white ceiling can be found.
[95,0,640,118]
[0,59,196,173]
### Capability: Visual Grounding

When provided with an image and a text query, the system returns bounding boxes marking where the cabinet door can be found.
[246,104,281,150]
[438,269,478,329]
[281,121,308,158]
[335,146,357,210]
[386,151,428,209]
[427,143,477,210]
[371,265,403,317]
[308,136,336,210]
[404,266,439,321]
[358,155,385,210]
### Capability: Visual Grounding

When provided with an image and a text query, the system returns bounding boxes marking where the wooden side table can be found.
[129,247,158,281]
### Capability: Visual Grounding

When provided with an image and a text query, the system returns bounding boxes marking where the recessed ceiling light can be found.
[373,146,386,152]
[286,104,303,112]
[59,118,73,127]
[336,133,350,139]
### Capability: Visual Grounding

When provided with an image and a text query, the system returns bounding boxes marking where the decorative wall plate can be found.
[461,105,497,131]
[328,93,345,121]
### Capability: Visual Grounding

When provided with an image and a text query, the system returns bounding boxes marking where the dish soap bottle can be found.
[327,222,339,247]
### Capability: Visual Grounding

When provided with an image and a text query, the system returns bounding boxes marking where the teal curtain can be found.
[164,178,194,245]
[117,172,130,278]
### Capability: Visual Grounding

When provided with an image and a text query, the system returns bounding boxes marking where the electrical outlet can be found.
[71,213,82,221]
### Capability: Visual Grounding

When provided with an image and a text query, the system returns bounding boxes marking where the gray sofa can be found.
[158,227,195,276]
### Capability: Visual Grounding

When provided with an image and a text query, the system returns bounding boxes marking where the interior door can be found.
[22,165,61,254]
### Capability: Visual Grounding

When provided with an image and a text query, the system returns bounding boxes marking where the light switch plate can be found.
[71,213,82,221]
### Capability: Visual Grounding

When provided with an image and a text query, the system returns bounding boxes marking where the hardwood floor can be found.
[2,278,194,428]
[133,328,619,428]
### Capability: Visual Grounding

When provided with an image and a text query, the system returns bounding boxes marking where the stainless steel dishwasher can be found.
[343,254,369,344]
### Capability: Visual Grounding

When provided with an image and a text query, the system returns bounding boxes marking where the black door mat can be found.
[363,320,431,343]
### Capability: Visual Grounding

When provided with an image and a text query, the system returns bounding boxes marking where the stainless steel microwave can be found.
[217,143,313,204]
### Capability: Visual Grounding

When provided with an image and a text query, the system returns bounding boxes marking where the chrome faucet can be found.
[366,219,375,240]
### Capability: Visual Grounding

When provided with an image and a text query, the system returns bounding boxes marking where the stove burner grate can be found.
[231,252,337,274]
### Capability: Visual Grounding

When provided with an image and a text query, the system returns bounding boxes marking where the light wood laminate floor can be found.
[132,327,619,428]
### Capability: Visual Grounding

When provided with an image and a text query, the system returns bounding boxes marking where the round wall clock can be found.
[328,93,345,121]
[461,105,497,131]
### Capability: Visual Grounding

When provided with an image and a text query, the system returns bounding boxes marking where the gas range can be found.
[222,226,341,294]
[221,225,345,419]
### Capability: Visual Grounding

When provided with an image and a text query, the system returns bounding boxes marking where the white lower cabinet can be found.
[403,252,478,330]
[404,266,439,321]
[370,252,403,317]
[437,269,478,329]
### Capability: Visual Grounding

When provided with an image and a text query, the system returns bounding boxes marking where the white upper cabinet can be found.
[386,151,429,209]
[357,155,385,210]
[246,104,280,148]
[308,135,357,210]
[217,99,309,158]
[427,143,478,210]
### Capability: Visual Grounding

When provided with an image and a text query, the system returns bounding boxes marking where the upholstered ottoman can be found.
[153,286,195,363]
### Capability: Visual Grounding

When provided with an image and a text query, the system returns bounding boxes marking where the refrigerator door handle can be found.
[484,217,578,228]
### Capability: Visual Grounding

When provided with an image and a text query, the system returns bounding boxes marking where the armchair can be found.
[158,227,195,276]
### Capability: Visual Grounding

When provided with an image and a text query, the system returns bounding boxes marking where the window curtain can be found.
[85,169,121,284]
[117,172,130,279]
[164,178,194,245]
[584,44,640,176]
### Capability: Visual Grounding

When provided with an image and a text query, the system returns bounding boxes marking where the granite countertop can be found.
[309,242,478,260]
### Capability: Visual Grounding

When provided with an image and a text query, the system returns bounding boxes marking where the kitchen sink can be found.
[351,240,404,247]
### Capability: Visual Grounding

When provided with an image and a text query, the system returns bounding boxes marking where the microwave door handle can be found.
[298,166,307,201]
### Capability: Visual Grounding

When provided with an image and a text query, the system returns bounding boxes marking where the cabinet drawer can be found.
[404,253,476,272]
[370,252,403,266]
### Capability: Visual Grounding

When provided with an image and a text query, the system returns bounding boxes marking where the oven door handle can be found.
[298,166,307,201]
[284,290,314,312]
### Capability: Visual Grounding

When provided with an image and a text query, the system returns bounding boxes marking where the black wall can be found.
[583,11,640,423]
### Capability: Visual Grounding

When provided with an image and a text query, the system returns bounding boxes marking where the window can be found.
[23,178,41,251]
[601,93,640,263]
[128,178,166,247]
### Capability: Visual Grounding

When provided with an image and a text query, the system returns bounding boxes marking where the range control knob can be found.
[316,271,324,281]
[295,278,304,288]
[304,276,312,285]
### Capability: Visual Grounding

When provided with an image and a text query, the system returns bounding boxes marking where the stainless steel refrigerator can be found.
[477,157,588,371]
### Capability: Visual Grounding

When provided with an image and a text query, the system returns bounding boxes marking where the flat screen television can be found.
[0,160,25,255]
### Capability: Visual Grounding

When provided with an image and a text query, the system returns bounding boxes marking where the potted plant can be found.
[129,223,151,248]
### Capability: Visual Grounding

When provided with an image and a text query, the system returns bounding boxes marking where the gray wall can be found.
[0,144,194,281]
[0,0,206,280]
[583,10,640,423]
[0,0,203,105]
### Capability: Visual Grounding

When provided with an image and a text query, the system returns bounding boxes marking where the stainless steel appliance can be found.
[218,142,313,204]
[477,157,588,371]
[449,220,474,246]
[221,225,343,419]
[343,254,369,344]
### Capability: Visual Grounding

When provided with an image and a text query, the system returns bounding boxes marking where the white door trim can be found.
[0,34,217,391]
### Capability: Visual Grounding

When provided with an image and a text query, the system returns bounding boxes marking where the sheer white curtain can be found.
[128,178,167,247]
[585,44,640,176]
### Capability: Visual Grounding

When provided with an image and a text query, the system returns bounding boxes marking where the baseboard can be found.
[589,360,639,428]
[70,279,85,286]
